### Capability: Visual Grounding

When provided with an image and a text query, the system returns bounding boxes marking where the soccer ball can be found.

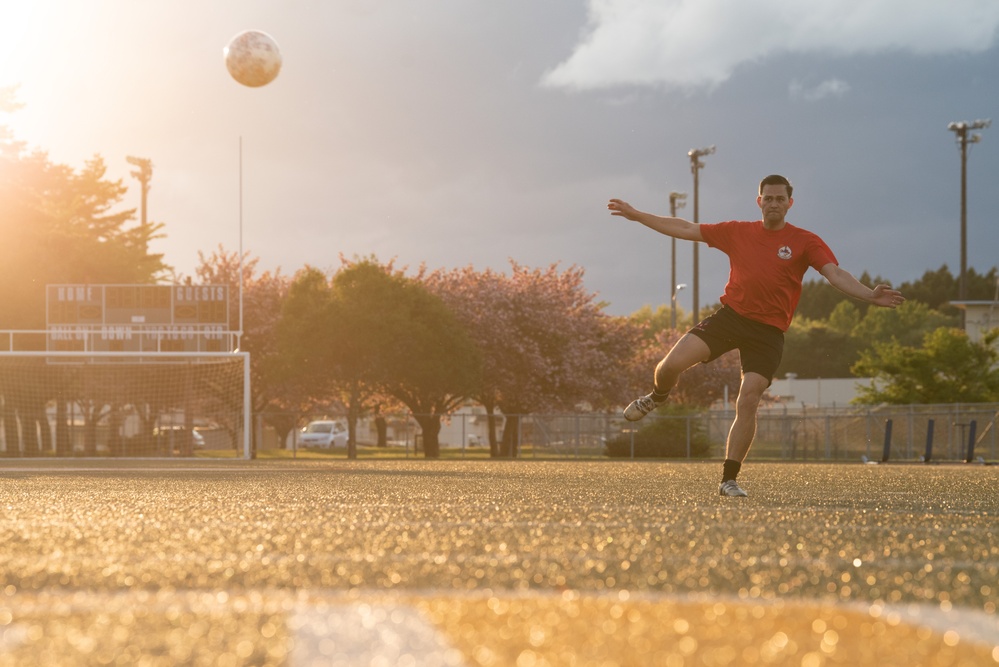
[223,30,282,87]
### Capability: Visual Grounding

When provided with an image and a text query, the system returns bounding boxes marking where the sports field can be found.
[0,460,995,666]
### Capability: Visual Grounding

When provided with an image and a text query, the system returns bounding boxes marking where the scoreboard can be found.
[46,285,232,353]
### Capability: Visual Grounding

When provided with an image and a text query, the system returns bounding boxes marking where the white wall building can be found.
[765,376,874,408]
[950,300,999,344]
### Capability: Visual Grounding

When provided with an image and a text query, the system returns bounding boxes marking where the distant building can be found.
[765,376,874,408]
[950,300,999,344]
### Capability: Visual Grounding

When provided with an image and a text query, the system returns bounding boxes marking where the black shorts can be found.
[688,305,784,384]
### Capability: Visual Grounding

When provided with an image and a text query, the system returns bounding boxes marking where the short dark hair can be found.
[759,174,793,198]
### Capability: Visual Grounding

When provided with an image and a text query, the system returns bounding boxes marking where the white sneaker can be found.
[623,392,667,421]
[719,480,748,497]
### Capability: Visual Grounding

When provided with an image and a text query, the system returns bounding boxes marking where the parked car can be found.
[152,426,205,449]
[295,420,348,448]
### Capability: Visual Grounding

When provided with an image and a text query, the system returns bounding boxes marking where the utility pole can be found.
[688,145,714,322]
[668,191,687,329]
[127,156,153,250]
[946,119,989,301]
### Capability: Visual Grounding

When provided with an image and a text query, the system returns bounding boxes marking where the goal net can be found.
[0,352,250,458]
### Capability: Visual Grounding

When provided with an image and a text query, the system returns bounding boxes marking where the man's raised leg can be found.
[624,334,711,421]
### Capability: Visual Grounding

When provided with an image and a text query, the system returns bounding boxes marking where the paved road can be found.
[0,460,995,666]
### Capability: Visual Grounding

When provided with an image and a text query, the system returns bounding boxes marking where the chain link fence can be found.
[257,404,999,462]
[8,392,995,461]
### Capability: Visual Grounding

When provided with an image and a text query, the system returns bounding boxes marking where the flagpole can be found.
[238,135,244,351]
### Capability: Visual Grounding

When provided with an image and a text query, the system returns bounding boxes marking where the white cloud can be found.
[542,0,999,91]
[789,78,850,102]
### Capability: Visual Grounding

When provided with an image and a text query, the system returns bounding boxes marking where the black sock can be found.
[722,459,742,483]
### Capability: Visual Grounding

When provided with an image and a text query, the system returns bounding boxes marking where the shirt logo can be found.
[777,245,792,260]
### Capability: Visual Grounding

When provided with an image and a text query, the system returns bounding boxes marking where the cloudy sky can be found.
[2,1,998,316]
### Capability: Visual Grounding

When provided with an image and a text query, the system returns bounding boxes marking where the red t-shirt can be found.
[699,220,838,331]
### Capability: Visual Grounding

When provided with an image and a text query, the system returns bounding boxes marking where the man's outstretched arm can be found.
[820,263,905,309]
[608,199,704,242]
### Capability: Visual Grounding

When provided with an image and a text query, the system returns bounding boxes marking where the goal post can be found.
[0,351,251,459]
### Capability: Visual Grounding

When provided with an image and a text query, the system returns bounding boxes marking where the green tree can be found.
[964,267,999,300]
[795,271,889,322]
[629,303,691,339]
[349,261,481,458]
[827,301,861,335]
[852,328,999,404]
[0,117,166,329]
[276,266,366,455]
[327,260,424,457]
[896,265,997,314]
[852,300,955,348]
[778,318,861,379]
[783,285,958,380]
[897,265,957,311]
[278,260,481,458]
[794,278,846,321]
[0,100,168,457]
[278,264,389,458]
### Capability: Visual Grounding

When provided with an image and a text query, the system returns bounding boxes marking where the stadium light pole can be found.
[947,119,990,302]
[688,145,715,322]
[126,156,153,251]
[668,191,687,329]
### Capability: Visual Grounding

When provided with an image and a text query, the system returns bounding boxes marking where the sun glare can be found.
[0,6,44,86]
[0,5,48,132]
[0,3,106,148]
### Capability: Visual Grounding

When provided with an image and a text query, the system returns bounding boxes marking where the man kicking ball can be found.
[609,175,904,497]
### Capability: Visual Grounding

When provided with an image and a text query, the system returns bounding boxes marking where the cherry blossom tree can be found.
[423,262,642,457]
[195,246,294,451]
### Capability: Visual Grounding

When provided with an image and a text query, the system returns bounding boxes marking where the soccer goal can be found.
[0,351,251,459]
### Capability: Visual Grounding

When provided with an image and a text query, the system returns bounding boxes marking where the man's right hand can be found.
[607,199,639,220]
